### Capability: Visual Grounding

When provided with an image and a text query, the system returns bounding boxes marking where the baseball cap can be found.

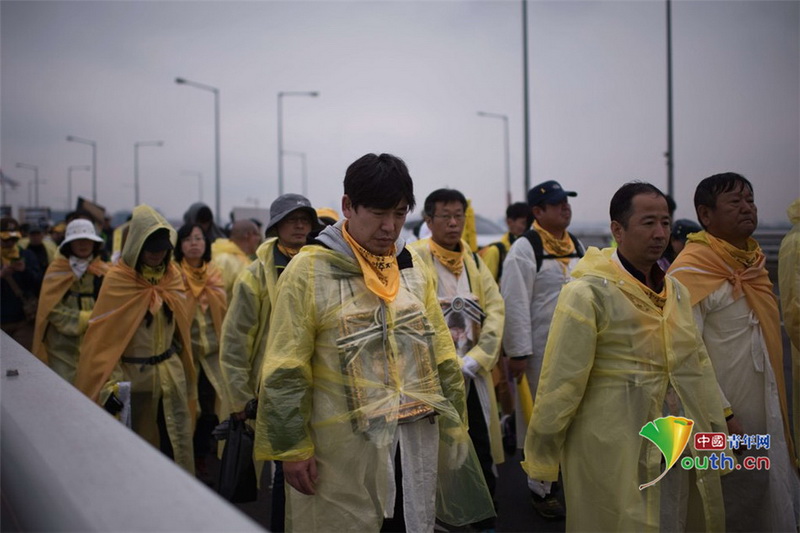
[527,180,577,207]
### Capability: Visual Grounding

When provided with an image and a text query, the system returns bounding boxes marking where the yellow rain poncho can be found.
[75,205,196,473]
[523,247,726,532]
[255,225,494,531]
[220,237,283,414]
[411,238,505,466]
[211,238,251,299]
[32,254,109,383]
[780,198,800,466]
[178,258,228,419]
[478,232,515,282]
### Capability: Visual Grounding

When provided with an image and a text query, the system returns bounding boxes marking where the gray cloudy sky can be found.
[1,0,798,226]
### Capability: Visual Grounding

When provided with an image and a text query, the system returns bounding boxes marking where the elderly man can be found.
[524,182,727,531]
[411,188,505,531]
[220,193,319,531]
[254,154,493,532]
[669,173,799,531]
[211,219,261,298]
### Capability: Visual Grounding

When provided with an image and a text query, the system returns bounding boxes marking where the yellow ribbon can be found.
[277,243,301,259]
[341,222,400,303]
[429,239,464,277]
[533,221,575,267]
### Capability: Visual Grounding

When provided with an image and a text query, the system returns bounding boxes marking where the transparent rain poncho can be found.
[522,247,727,532]
[255,237,494,531]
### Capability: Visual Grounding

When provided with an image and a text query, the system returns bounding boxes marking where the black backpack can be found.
[522,229,585,272]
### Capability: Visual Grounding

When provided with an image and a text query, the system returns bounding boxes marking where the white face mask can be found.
[69,256,90,279]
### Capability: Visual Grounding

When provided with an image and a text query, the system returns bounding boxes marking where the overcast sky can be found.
[1,0,798,227]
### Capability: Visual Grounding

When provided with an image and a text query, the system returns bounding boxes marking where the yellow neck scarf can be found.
[534,221,575,266]
[141,263,166,285]
[341,222,400,303]
[1,245,20,266]
[429,239,464,277]
[180,259,207,299]
[277,243,301,259]
[688,230,763,270]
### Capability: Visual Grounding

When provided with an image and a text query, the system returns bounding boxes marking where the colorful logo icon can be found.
[638,416,694,490]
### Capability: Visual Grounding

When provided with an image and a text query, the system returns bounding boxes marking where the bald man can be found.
[211,220,261,299]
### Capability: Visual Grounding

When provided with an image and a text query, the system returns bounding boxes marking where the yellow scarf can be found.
[180,259,207,299]
[277,243,301,259]
[690,230,763,270]
[1,245,20,266]
[141,263,166,285]
[341,222,400,303]
[429,239,464,277]
[534,221,575,267]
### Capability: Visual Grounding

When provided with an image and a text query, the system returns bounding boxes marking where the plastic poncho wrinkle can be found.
[524,247,726,532]
[780,198,800,467]
[256,241,494,529]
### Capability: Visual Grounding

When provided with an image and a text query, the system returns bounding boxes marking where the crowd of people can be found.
[1,153,799,532]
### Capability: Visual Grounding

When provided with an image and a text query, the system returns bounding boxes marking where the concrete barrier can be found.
[0,332,264,532]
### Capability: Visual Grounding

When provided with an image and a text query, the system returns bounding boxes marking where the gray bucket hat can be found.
[265,194,321,236]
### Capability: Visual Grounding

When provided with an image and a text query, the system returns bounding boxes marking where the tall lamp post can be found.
[15,163,39,207]
[277,91,318,196]
[283,150,308,197]
[134,140,164,206]
[68,165,91,209]
[175,77,221,219]
[182,171,203,202]
[477,111,512,206]
[66,135,97,203]
[665,0,674,198]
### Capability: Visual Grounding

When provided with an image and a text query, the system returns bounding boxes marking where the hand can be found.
[527,478,552,498]
[508,357,528,380]
[446,439,469,470]
[460,356,480,380]
[233,410,248,421]
[726,416,744,437]
[11,260,24,272]
[284,457,318,495]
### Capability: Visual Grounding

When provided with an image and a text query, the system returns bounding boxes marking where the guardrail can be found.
[0,332,264,532]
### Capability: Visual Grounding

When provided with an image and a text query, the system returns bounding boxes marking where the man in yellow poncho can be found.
[478,201,530,282]
[211,219,261,298]
[524,182,727,531]
[779,197,800,467]
[32,219,109,383]
[75,205,196,474]
[254,153,494,532]
[669,173,799,531]
[410,188,505,531]
[220,192,319,532]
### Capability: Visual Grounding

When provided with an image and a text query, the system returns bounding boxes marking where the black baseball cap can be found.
[527,180,577,207]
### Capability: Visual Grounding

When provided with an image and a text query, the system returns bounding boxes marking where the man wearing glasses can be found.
[411,188,505,531]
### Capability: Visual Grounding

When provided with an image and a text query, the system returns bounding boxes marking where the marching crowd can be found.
[1,152,799,532]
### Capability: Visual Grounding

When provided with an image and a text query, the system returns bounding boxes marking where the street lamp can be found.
[15,163,39,207]
[278,91,318,196]
[68,165,91,209]
[182,171,203,202]
[134,140,164,206]
[477,111,511,206]
[283,150,308,197]
[66,135,97,203]
[175,77,221,219]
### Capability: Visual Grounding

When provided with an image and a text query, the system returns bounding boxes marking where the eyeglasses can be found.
[432,214,465,222]
[284,215,313,225]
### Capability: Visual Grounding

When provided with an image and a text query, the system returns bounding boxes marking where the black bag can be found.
[217,416,258,503]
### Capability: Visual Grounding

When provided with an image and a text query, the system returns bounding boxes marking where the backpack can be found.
[523,229,585,272]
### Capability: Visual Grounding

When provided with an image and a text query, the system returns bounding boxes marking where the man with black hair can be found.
[524,181,727,531]
[479,201,531,282]
[669,173,799,531]
[75,205,196,473]
[255,154,493,532]
[411,188,505,531]
[499,180,583,518]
